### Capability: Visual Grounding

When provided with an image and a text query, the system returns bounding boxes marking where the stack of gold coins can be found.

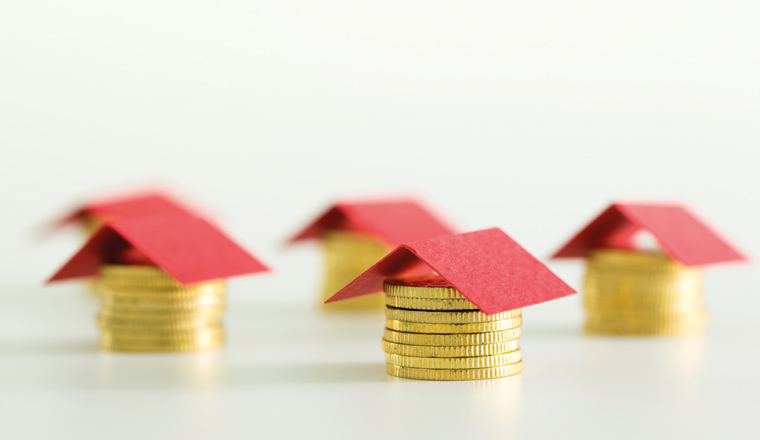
[97,265,226,351]
[584,249,707,335]
[382,275,523,381]
[321,230,389,310]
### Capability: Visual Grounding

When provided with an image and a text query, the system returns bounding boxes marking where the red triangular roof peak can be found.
[551,202,747,266]
[288,199,456,247]
[48,214,269,285]
[56,191,204,228]
[326,228,576,315]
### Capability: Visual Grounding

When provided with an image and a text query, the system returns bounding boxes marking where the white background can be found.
[1,1,759,439]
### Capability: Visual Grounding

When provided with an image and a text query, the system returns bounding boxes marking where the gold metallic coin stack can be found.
[321,230,389,310]
[97,265,226,351]
[584,249,707,335]
[382,275,523,380]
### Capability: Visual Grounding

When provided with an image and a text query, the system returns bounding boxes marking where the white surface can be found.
[2,281,759,440]
[1,2,760,439]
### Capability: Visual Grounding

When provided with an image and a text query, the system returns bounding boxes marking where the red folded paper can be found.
[551,202,746,266]
[55,191,203,228]
[48,214,269,285]
[326,228,576,315]
[289,199,456,246]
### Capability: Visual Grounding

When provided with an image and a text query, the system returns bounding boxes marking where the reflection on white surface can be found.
[96,350,225,390]
[1,287,758,439]
[471,375,524,436]
[655,335,708,402]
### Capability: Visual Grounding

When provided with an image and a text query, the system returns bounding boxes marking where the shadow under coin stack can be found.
[98,265,226,351]
[382,275,523,381]
[584,249,707,335]
[322,230,389,310]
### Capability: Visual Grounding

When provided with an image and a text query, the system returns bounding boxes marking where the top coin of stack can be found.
[98,264,226,352]
[382,275,523,381]
[321,230,389,310]
[584,249,707,335]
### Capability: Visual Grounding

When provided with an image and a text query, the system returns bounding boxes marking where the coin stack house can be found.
[552,202,746,336]
[47,214,269,352]
[288,199,455,310]
[51,191,204,295]
[326,228,576,381]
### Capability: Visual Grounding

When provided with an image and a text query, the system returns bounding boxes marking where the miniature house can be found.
[289,199,456,310]
[47,213,269,351]
[327,228,576,380]
[551,202,746,335]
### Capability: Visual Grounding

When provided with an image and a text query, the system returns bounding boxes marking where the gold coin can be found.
[585,309,708,321]
[97,307,225,319]
[384,276,465,300]
[584,270,702,279]
[99,303,225,316]
[99,324,223,340]
[585,321,706,336]
[100,283,226,298]
[382,339,519,358]
[101,264,173,277]
[383,327,521,346]
[96,314,222,330]
[101,278,221,290]
[586,249,689,269]
[386,362,522,381]
[385,296,479,311]
[385,307,521,324]
[585,296,703,306]
[583,293,703,304]
[101,265,226,288]
[583,284,703,298]
[584,304,706,316]
[386,317,522,334]
[386,350,522,369]
[585,313,707,327]
[585,322,707,333]
[100,294,225,309]
[323,229,389,247]
[584,284,702,296]
[100,334,224,352]
[583,299,704,311]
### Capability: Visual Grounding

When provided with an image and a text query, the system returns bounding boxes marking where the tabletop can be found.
[1,281,758,440]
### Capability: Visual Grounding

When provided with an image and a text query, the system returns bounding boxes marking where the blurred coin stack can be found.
[584,249,707,335]
[382,275,523,381]
[97,265,226,351]
[322,230,389,310]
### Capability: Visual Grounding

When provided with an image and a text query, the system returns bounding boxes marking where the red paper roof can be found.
[56,191,201,227]
[551,202,746,266]
[288,199,456,247]
[325,228,576,315]
[48,214,269,285]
